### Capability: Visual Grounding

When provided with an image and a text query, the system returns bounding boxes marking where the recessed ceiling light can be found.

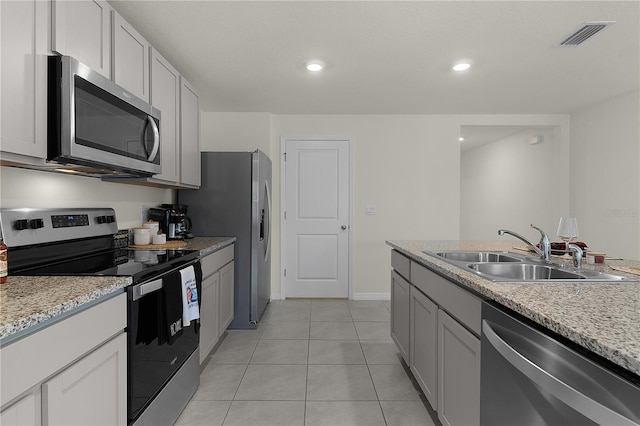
[459,137,465,142]
[452,62,471,72]
[305,61,325,72]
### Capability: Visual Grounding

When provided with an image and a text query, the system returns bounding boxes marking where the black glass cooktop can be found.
[13,247,200,284]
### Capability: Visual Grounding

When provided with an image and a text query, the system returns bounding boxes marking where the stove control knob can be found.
[106,215,115,223]
[14,219,29,230]
[29,219,44,229]
[97,216,106,224]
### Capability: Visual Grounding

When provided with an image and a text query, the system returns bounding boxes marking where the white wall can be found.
[200,112,272,153]
[461,126,568,242]
[570,90,640,260]
[0,167,174,229]
[201,112,571,298]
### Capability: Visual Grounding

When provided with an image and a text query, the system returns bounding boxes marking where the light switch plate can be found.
[365,204,377,215]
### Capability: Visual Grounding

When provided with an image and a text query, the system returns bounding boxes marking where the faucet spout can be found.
[498,224,551,262]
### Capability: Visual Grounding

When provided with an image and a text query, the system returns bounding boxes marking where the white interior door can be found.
[283,137,351,298]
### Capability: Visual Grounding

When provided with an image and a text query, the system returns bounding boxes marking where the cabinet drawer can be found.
[201,245,234,278]
[391,250,411,281]
[411,262,482,336]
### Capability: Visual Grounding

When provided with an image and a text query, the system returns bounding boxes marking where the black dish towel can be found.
[158,270,184,345]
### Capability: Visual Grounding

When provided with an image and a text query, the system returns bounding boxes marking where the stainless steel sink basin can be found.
[470,263,584,280]
[425,250,637,282]
[435,251,522,263]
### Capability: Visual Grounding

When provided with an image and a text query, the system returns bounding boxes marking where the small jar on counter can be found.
[0,237,7,283]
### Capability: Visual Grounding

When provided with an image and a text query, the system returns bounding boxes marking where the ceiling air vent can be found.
[555,21,615,47]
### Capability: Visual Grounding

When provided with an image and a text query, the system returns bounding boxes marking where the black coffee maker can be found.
[148,204,193,240]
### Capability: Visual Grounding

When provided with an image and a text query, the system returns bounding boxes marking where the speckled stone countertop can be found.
[185,236,235,256]
[0,237,236,346]
[387,240,640,376]
[0,276,131,345]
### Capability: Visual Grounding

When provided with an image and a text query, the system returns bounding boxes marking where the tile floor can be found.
[176,299,439,426]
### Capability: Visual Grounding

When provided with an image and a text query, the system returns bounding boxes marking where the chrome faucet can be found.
[498,224,551,262]
[567,243,583,268]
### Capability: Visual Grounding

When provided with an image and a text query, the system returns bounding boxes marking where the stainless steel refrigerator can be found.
[179,150,271,329]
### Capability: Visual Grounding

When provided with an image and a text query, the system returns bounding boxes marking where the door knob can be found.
[341,225,348,230]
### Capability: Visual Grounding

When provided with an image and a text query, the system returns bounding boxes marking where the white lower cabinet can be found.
[218,261,235,336]
[0,293,127,426]
[437,309,481,426]
[199,244,235,364]
[42,333,127,425]
[390,250,482,426]
[0,391,40,426]
[390,270,410,363]
[409,286,438,408]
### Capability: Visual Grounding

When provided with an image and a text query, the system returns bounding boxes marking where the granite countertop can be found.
[387,240,640,376]
[0,237,236,346]
[185,236,236,256]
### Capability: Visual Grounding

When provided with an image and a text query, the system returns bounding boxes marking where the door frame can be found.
[280,135,354,300]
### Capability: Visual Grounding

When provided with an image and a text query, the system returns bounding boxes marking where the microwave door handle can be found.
[145,116,160,162]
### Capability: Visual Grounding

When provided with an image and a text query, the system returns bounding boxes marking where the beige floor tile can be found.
[311,306,353,322]
[235,364,307,400]
[209,338,258,364]
[174,400,230,426]
[310,321,358,340]
[354,321,392,341]
[222,400,305,426]
[250,339,309,364]
[260,321,310,339]
[192,364,247,400]
[308,340,365,364]
[307,365,377,401]
[349,306,391,321]
[380,400,436,426]
[369,364,422,401]
[360,340,403,364]
[305,401,386,426]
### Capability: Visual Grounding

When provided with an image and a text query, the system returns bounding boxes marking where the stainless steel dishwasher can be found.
[480,301,640,426]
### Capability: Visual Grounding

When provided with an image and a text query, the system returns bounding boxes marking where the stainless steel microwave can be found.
[48,55,161,176]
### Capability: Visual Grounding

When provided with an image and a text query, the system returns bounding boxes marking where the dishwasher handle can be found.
[482,320,639,426]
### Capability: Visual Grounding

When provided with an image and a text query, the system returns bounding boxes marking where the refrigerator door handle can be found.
[264,181,272,260]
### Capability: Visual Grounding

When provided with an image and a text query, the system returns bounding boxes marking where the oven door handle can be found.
[132,277,163,301]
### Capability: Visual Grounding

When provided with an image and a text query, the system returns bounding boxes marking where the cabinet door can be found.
[112,11,149,102]
[0,391,41,426]
[410,286,438,409]
[200,273,220,365]
[52,0,111,78]
[179,77,200,187]
[150,48,180,183]
[218,262,235,337]
[42,332,126,426]
[390,270,410,364]
[0,0,49,161]
[437,309,481,426]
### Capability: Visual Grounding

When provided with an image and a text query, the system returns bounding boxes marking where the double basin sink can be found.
[426,250,636,282]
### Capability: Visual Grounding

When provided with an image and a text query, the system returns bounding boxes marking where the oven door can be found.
[127,265,200,424]
[49,55,161,176]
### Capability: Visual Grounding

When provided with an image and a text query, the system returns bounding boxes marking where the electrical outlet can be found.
[365,204,377,215]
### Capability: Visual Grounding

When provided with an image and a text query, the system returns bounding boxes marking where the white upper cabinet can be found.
[150,48,180,183]
[52,0,112,79]
[112,11,150,102]
[0,0,50,163]
[179,77,201,187]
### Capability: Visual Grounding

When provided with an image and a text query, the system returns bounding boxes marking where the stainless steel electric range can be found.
[0,208,202,426]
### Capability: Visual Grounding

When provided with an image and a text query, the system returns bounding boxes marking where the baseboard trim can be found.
[352,292,391,300]
[271,293,282,301]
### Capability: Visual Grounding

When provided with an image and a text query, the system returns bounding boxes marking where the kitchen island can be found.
[387,240,640,376]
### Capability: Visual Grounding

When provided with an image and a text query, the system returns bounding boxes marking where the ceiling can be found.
[109,1,640,115]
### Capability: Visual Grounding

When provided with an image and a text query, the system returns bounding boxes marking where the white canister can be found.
[133,227,151,245]
[143,221,160,235]
[152,234,167,245]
